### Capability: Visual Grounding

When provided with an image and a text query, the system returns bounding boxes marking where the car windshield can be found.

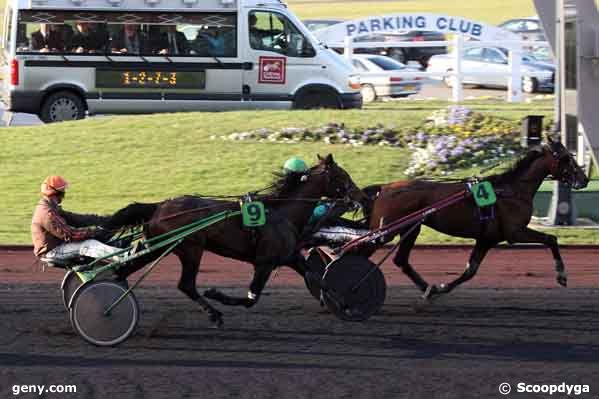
[367,56,406,70]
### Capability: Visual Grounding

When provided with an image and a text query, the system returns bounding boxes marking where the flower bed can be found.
[219,106,532,177]
[404,106,523,176]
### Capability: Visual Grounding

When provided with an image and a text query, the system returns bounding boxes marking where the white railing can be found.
[334,35,551,102]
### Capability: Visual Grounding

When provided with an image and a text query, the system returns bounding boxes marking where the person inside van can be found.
[196,28,225,56]
[249,13,264,49]
[30,24,62,52]
[249,13,283,51]
[70,22,108,53]
[111,24,147,54]
[157,25,189,55]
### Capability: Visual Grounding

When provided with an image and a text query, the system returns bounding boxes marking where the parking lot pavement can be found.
[0,103,42,127]
[412,79,543,101]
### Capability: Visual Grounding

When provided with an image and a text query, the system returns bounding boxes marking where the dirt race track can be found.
[1,246,599,399]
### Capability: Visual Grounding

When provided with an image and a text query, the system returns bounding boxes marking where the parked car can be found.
[303,19,447,67]
[498,17,546,41]
[426,46,555,93]
[350,55,423,102]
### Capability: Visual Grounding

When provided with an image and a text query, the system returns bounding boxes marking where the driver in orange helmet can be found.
[31,176,122,263]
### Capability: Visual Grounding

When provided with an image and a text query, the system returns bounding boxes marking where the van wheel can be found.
[40,91,86,123]
[360,84,377,103]
[294,89,341,109]
[522,76,538,93]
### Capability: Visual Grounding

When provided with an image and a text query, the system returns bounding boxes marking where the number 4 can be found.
[477,185,489,200]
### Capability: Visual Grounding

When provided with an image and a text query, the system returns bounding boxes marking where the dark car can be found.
[303,19,447,67]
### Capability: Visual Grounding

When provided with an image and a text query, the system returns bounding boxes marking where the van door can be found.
[243,10,320,109]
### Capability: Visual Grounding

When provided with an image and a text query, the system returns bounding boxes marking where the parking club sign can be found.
[259,56,286,84]
[313,13,519,43]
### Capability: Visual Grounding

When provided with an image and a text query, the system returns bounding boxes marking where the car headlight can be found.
[348,75,361,89]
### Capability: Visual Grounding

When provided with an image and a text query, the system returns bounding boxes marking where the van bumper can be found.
[340,92,363,109]
[2,91,43,114]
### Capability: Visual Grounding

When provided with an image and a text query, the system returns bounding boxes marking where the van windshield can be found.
[16,10,237,57]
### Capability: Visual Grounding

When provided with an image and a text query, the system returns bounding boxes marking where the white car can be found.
[350,55,423,103]
[426,46,555,93]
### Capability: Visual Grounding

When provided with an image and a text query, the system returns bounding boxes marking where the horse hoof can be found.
[210,313,224,329]
[557,276,568,287]
[422,284,439,301]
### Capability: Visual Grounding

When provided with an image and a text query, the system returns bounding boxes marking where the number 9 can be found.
[247,204,261,222]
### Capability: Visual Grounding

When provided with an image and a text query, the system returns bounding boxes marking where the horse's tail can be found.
[103,202,159,230]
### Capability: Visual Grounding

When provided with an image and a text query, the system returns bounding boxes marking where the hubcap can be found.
[49,98,79,121]
[361,86,376,103]
[523,77,534,93]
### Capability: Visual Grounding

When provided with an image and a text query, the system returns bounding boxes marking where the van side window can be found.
[249,11,314,57]
[15,11,238,57]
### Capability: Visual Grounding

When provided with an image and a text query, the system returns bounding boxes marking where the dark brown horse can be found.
[362,138,588,300]
[102,154,366,327]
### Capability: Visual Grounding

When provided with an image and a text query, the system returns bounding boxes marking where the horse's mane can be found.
[259,170,309,201]
[385,146,547,196]
[484,146,545,185]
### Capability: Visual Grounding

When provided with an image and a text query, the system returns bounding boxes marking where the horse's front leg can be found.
[204,264,274,308]
[509,227,567,287]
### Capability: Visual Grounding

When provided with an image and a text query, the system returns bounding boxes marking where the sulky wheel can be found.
[70,280,139,347]
[61,271,129,311]
[322,255,386,322]
[304,249,329,300]
[61,271,83,310]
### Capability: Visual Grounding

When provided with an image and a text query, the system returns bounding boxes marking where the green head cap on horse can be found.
[283,157,309,174]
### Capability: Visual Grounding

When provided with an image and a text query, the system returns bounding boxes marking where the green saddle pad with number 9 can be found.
[241,201,266,227]
[470,181,497,207]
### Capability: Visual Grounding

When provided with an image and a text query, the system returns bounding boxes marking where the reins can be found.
[104,194,353,234]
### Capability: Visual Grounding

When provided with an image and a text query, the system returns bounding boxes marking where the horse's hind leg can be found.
[429,239,496,298]
[392,224,430,293]
[204,264,274,308]
[176,246,224,328]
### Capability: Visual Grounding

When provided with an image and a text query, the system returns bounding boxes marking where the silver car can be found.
[426,46,554,93]
[351,55,423,103]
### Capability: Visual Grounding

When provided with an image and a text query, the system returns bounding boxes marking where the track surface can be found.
[1,247,598,399]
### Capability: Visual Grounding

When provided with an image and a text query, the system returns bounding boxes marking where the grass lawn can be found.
[288,0,536,24]
[0,1,538,25]
[6,98,596,247]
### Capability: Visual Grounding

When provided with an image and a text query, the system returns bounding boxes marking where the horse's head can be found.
[544,137,589,189]
[310,154,367,203]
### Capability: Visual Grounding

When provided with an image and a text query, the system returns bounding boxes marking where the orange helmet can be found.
[41,175,69,196]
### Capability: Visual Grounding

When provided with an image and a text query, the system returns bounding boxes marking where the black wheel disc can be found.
[70,281,139,346]
[322,255,386,322]
[304,249,328,300]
